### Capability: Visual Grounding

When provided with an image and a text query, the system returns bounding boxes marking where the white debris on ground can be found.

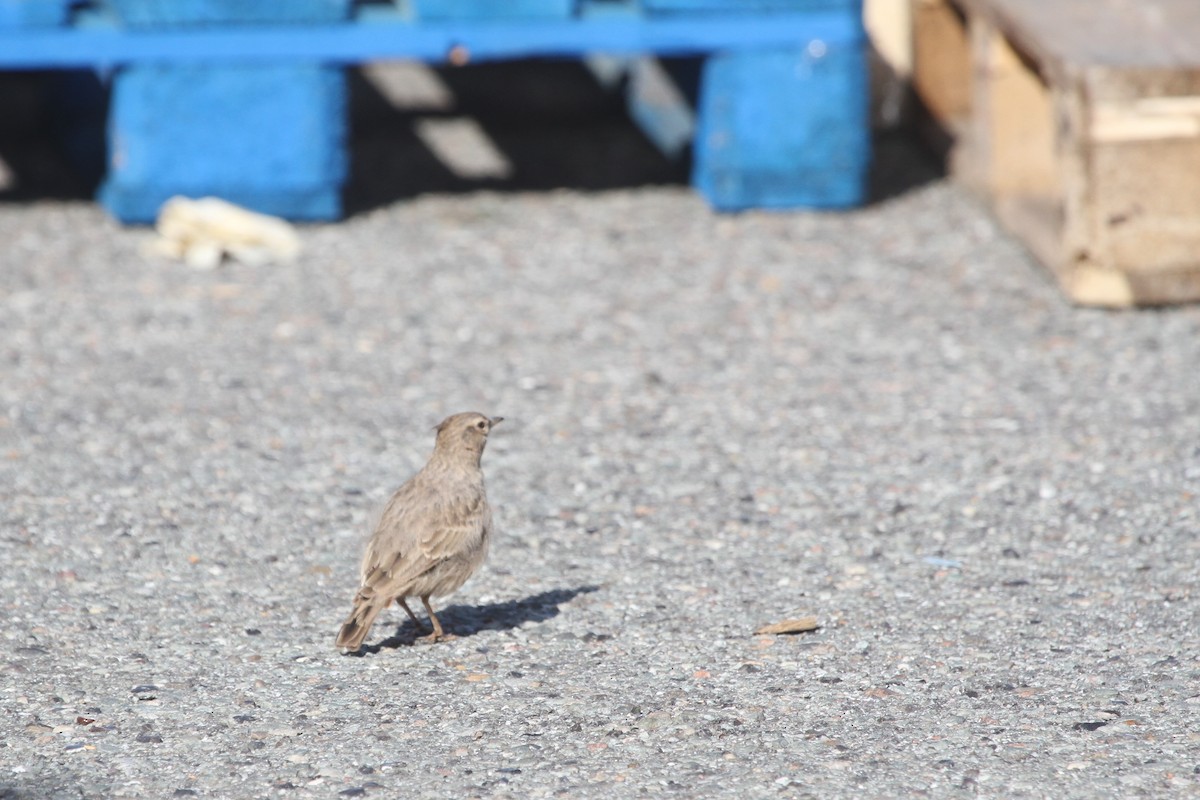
[144,195,301,269]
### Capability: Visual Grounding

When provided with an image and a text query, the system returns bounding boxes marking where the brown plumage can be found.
[336,412,502,652]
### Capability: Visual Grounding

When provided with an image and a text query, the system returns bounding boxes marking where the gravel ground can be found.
[2,65,1200,800]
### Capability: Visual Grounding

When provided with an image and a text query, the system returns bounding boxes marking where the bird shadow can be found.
[358,584,599,655]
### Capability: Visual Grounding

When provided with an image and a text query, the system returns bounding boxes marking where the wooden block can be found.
[100,63,347,222]
[1071,68,1200,304]
[693,30,870,209]
[968,17,1058,198]
[911,0,969,129]
[911,0,1200,306]
[596,0,872,210]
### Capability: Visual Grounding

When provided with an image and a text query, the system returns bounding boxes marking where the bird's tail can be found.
[335,589,386,652]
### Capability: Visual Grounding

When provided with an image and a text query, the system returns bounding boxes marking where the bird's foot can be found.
[416,632,455,645]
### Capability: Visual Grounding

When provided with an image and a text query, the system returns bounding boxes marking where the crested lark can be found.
[336,412,501,652]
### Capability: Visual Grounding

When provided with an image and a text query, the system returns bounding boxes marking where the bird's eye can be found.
[476,420,487,429]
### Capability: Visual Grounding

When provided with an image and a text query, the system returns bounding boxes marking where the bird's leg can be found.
[396,598,426,632]
[417,595,453,643]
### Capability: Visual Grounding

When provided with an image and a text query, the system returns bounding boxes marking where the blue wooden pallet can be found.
[0,0,869,220]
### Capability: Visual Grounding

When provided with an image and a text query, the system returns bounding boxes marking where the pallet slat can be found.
[1090,97,1200,142]
[0,8,863,66]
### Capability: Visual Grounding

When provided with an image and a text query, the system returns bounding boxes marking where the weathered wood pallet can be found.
[912,0,1200,307]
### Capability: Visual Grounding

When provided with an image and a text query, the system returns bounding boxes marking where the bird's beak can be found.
[490,417,504,427]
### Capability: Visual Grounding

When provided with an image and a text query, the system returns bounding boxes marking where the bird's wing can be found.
[417,490,490,561]
[357,477,489,596]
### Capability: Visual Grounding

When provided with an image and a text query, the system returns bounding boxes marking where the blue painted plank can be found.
[108,0,353,27]
[411,0,575,20]
[0,11,862,67]
[0,0,67,29]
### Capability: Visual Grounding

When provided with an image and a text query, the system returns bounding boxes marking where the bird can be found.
[335,412,502,653]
